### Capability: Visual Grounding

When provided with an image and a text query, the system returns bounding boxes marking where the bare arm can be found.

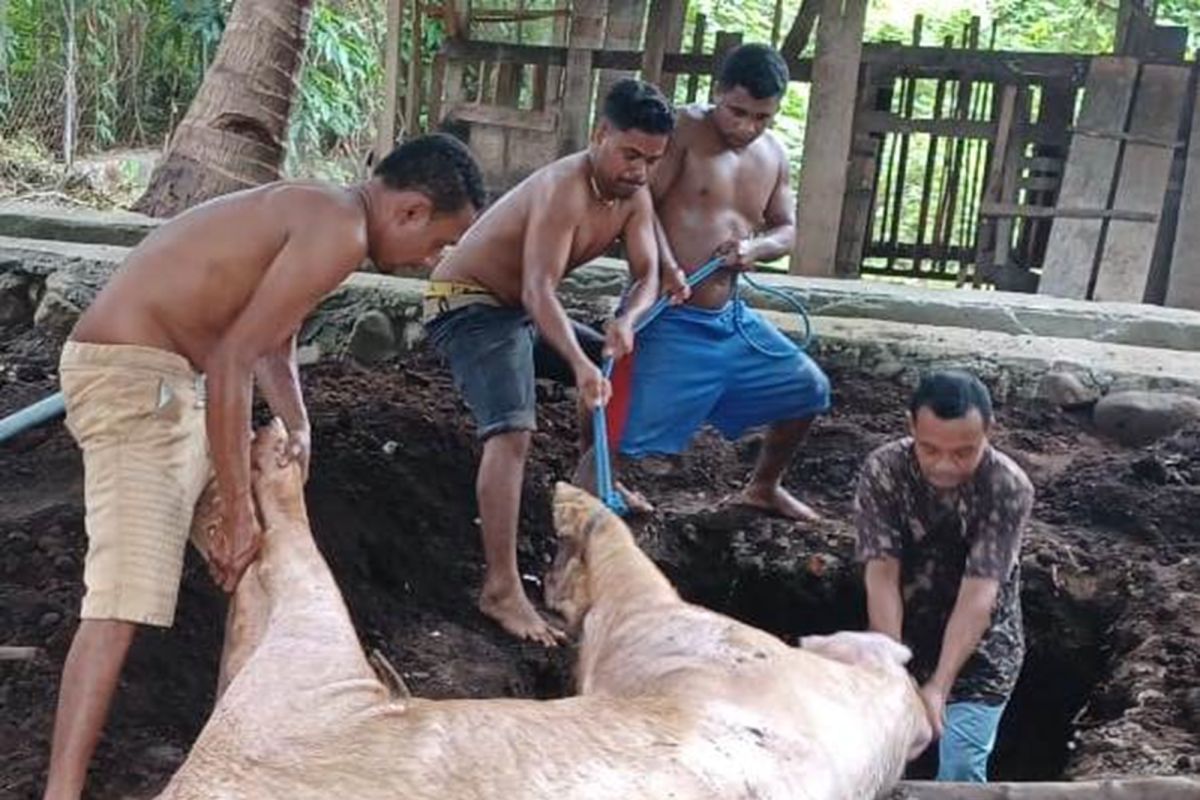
[254,333,307,434]
[207,201,364,588]
[520,194,591,373]
[746,143,796,264]
[865,557,904,641]
[929,577,1000,693]
[620,190,661,325]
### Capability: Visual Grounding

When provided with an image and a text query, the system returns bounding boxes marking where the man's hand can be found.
[282,426,312,482]
[603,316,635,361]
[713,237,759,272]
[208,500,262,593]
[918,681,948,740]
[573,359,611,410]
[662,263,691,305]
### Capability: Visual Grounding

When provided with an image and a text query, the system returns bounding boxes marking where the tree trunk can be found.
[133,0,315,217]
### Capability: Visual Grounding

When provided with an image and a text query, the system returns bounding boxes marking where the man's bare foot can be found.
[616,481,655,515]
[731,483,822,523]
[479,585,567,647]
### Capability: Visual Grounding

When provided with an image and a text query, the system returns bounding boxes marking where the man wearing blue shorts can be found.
[604,44,830,519]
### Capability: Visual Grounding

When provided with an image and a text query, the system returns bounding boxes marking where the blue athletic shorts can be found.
[606,299,830,458]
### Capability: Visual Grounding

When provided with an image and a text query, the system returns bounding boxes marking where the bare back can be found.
[653,106,791,308]
[432,153,643,304]
[73,183,369,370]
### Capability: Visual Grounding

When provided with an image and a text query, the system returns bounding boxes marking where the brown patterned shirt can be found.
[854,438,1034,704]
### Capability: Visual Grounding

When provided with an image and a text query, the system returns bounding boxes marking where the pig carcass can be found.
[160,420,930,800]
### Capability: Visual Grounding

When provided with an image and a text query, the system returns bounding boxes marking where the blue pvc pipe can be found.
[0,391,66,444]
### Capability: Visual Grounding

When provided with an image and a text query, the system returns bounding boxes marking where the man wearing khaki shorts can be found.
[44,134,485,800]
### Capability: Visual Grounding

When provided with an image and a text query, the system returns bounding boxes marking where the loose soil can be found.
[1,331,1197,798]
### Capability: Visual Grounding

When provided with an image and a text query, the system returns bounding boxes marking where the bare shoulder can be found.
[526,154,590,217]
[266,182,367,243]
[673,105,708,142]
[758,130,790,170]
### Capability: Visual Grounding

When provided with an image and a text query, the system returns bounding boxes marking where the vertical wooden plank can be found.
[1093,64,1189,302]
[973,84,1018,280]
[560,0,607,155]
[913,35,953,273]
[595,0,649,123]
[546,0,571,104]
[709,31,742,103]
[991,87,1029,275]
[660,0,689,100]
[1023,79,1073,268]
[885,15,921,270]
[495,64,521,107]
[1166,68,1200,309]
[375,0,404,155]
[770,0,785,48]
[1039,57,1139,299]
[685,13,707,103]
[836,65,886,277]
[404,0,424,134]
[641,0,679,88]
[428,53,447,127]
[780,0,820,59]
[791,0,867,277]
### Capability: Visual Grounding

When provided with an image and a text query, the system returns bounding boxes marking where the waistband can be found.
[423,280,505,322]
[60,341,198,380]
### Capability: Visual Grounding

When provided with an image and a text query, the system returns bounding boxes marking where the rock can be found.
[1039,371,1100,409]
[296,343,322,366]
[33,258,116,336]
[38,611,61,629]
[347,311,396,364]
[1092,391,1200,447]
[0,272,34,329]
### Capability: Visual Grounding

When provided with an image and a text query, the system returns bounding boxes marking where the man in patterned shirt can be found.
[855,370,1033,782]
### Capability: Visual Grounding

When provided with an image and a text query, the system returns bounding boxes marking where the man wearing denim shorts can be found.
[424,79,673,646]
[856,370,1032,782]
[44,135,484,800]
[601,44,830,519]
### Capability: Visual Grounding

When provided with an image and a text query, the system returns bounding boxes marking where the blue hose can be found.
[592,259,813,515]
[0,391,66,445]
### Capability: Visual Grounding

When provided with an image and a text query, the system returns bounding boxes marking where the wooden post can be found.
[780,0,820,60]
[1116,0,1156,56]
[884,15,922,270]
[595,0,649,125]
[376,0,404,155]
[546,0,571,105]
[62,0,77,172]
[709,31,742,103]
[685,14,707,103]
[560,0,607,155]
[770,0,785,48]
[791,0,867,277]
[404,0,424,135]
[641,0,678,88]
[660,0,689,100]
[835,65,888,277]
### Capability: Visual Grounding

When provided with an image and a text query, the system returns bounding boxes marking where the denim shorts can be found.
[426,303,538,439]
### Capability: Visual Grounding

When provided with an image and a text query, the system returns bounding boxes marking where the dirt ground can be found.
[1,331,1197,799]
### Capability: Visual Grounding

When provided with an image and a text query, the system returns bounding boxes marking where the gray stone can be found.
[34,258,115,336]
[0,200,159,247]
[348,311,397,364]
[1039,372,1101,408]
[0,272,34,329]
[1092,391,1200,447]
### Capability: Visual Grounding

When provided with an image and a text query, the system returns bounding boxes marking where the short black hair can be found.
[718,43,790,100]
[910,370,994,424]
[602,78,675,135]
[373,133,486,213]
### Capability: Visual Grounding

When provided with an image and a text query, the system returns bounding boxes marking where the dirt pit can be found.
[2,334,1198,798]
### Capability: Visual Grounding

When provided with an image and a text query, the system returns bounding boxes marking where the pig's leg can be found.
[215,564,271,698]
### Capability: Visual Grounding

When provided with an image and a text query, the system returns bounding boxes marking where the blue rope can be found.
[592,262,816,514]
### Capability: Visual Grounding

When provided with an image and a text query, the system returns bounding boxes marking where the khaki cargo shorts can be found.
[60,341,211,628]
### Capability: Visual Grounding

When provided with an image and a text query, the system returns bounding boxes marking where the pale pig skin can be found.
[161,420,930,800]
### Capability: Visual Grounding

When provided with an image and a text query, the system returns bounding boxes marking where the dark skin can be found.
[45,180,475,800]
[585,85,819,521]
[431,120,666,645]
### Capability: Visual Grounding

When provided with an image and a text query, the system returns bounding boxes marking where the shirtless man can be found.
[425,79,673,645]
[603,44,830,520]
[43,133,485,800]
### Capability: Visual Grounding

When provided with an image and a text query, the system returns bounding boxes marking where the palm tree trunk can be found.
[133,0,315,217]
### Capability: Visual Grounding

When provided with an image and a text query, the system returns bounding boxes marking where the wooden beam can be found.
[404,0,424,135]
[896,777,1200,800]
[439,40,1097,87]
[446,102,559,132]
[1093,63,1190,302]
[779,0,820,59]
[1166,65,1200,309]
[595,0,648,126]
[559,0,606,154]
[1040,57,1139,299]
[980,202,1156,222]
[792,0,868,277]
[375,0,405,158]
